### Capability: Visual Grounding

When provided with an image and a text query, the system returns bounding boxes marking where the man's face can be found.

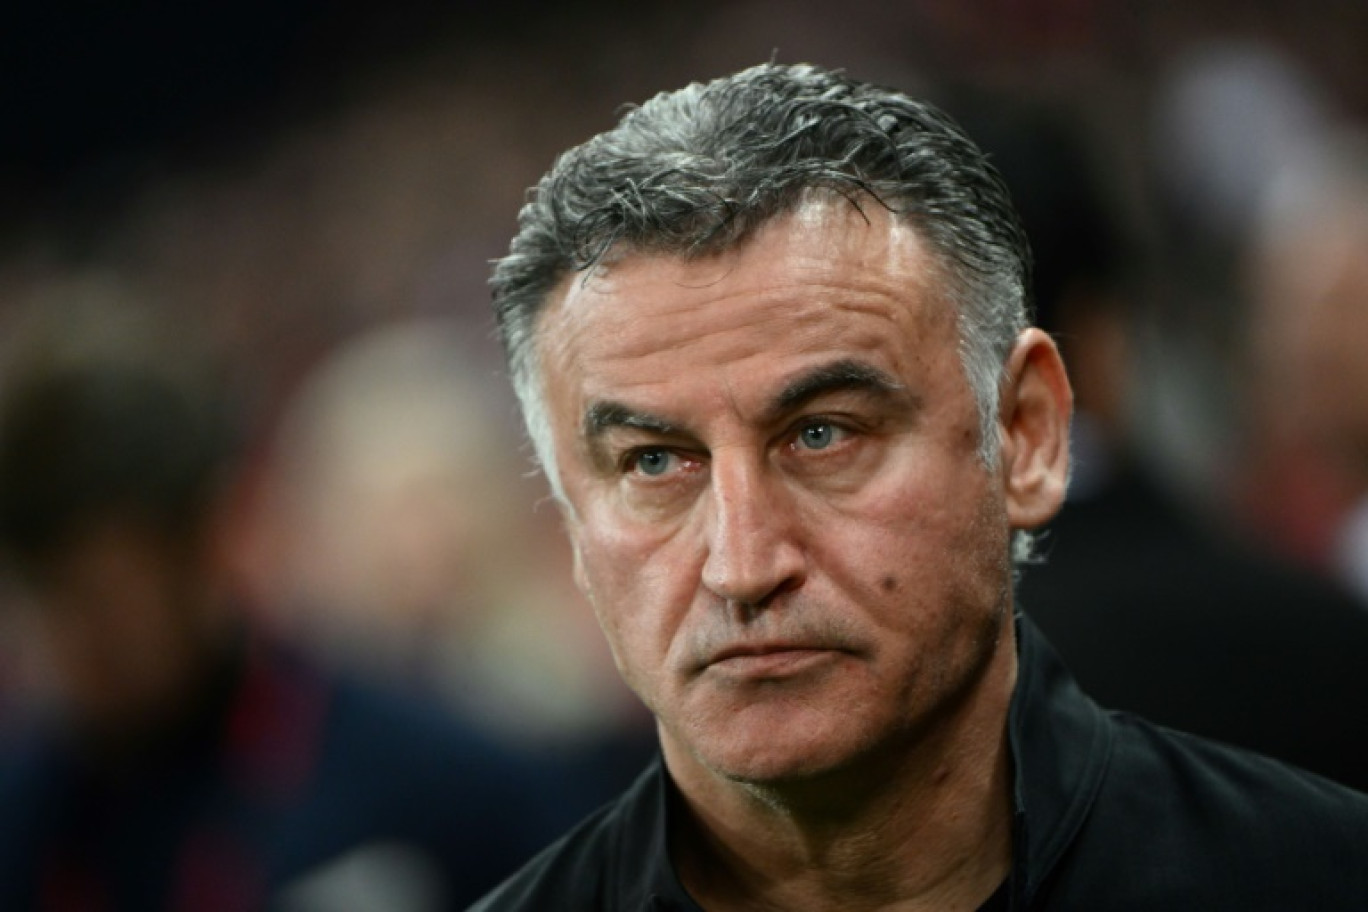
[536,201,1030,785]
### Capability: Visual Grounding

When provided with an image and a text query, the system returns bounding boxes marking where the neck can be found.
[667,627,1017,912]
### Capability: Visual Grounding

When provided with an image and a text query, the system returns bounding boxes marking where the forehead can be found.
[535,200,959,416]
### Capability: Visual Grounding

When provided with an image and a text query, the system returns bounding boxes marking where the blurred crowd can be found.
[1,0,1367,908]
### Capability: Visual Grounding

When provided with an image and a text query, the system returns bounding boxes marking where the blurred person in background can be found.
[1243,136,1368,607]
[0,304,570,911]
[973,103,1368,793]
[247,318,654,805]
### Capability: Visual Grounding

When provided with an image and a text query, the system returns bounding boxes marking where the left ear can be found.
[997,328,1072,531]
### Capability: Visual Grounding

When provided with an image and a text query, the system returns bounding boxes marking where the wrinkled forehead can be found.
[544,195,952,327]
[529,200,965,425]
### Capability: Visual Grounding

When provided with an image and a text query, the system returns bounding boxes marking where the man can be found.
[0,318,571,910]
[473,63,1368,911]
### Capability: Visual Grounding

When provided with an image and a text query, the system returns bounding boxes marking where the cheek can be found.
[575,512,667,606]
[571,517,694,691]
[821,460,1009,615]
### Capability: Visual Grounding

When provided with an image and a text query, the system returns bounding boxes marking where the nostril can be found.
[730,577,802,620]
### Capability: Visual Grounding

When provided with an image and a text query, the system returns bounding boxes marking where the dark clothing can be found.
[1018,466,1368,792]
[0,635,569,912]
[469,617,1368,911]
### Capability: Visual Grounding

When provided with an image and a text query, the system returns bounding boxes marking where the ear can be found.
[998,328,1072,531]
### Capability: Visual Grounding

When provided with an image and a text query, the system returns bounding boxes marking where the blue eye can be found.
[799,423,836,450]
[633,449,673,476]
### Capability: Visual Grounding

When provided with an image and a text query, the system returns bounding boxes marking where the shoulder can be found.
[466,795,626,911]
[1105,712,1368,833]
[468,761,672,912]
[1048,711,1368,908]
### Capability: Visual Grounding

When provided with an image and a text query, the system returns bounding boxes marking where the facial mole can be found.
[881,576,899,593]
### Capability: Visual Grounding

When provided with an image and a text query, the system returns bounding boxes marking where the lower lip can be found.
[709,648,836,678]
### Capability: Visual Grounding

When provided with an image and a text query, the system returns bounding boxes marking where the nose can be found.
[700,452,806,611]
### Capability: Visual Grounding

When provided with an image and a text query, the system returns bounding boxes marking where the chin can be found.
[716,750,836,787]
[692,710,885,789]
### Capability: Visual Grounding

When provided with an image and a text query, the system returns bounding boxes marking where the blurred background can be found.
[1,0,1367,903]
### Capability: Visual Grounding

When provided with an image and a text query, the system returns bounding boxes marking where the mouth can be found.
[705,642,842,678]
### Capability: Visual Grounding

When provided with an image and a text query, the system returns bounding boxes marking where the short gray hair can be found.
[490,62,1035,558]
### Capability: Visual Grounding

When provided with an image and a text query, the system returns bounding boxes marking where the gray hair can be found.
[491,62,1035,559]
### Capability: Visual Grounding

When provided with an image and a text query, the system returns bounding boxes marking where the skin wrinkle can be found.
[557,296,934,424]
[560,226,950,360]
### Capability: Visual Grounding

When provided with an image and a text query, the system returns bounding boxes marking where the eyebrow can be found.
[764,359,909,423]
[583,402,680,441]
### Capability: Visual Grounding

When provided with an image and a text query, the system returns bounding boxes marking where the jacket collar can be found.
[1007,613,1113,907]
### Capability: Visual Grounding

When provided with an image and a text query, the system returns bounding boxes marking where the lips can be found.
[710,642,823,663]
[704,642,841,677]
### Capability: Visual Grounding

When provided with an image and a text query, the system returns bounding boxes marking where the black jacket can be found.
[469,616,1368,910]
